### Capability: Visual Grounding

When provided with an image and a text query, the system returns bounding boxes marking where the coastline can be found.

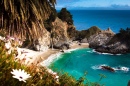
[39,42,89,67]
[17,42,89,66]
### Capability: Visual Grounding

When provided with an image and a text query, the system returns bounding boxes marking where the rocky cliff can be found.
[95,31,130,54]
[88,27,115,48]
[51,17,70,48]
[22,17,76,51]
[88,27,130,54]
[32,24,51,52]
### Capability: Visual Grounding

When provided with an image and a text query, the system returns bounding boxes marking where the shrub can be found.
[58,8,73,25]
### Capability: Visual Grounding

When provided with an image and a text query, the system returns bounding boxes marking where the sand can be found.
[16,42,89,66]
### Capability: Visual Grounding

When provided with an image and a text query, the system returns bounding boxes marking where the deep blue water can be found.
[49,48,130,86]
[69,10,130,33]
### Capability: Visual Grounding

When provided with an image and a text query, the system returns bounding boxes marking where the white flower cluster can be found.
[0,35,23,54]
[0,36,5,40]
[47,69,59,82]
[11,69,31,82]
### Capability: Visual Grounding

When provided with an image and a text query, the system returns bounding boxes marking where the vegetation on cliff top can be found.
[58,8,74,25]
[76,26,101,40]
[107,27,130,45]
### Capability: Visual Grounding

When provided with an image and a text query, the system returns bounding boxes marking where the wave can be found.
[87,51,93,53]
[91,64,129,72]
[91,64,107,70]
[40,52,62,67]
[64,49,77,53]
[92,49,122,56]
[113,66,129,72]
[40,48,79,67]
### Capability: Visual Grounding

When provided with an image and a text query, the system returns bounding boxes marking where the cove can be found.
[49,48,130,86]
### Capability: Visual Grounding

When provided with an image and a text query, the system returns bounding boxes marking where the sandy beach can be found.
[16,42,89,66]
[39,42,89,67]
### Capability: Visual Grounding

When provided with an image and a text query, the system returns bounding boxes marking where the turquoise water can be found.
[49,48,130,86]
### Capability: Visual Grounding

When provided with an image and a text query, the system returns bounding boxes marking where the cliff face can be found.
[95,32,130,54]
[88,28,115,48]
[67,25,77,40]
[51,17,72,48]
[34,25,51,52]
[88,28,130,54]
[24,17,76,51]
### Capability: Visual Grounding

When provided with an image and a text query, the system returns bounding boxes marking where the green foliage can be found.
[59,73,77,86]
[76,72,88,86]
[99,74,106,82]
[47,8,57,23]
[86,74,106,86]
[76,26,101,39]
[67,26,78,39]
[107,27,130,45]
[0,40,27,85]
[58,8,73,25]
[44,8,57,32]
[118,27,130,39]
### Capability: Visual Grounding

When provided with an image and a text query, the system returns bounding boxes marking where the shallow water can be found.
[49,48,130,86]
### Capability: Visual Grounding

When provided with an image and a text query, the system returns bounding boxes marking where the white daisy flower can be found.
[11,69,31,82]
[55,75,59,82]
[0,36,5,40]
[5,41,11,49]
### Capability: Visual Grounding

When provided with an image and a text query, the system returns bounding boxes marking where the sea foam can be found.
[91,64,129,72]
[40,48,79,67]
[92,49,122,55]
[40,52,62,67]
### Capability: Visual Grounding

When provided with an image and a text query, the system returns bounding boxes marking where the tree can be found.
[0,0,56,41]
[44,7,57,32]
[58,8,73,25]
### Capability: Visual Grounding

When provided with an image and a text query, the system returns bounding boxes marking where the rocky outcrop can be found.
[79,26,101,40]
[25,17,75,51]
[51,17,70,49]
[88,28,130,54]
[88,28,115,48]
[95,42,129,54]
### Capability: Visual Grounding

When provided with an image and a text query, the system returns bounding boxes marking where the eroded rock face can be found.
[88,28,115,48]
[95,42,129,54]
[88,28,130,54]
[51,17,70,48]
[30,17,75,51]
[34,26,51,52]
